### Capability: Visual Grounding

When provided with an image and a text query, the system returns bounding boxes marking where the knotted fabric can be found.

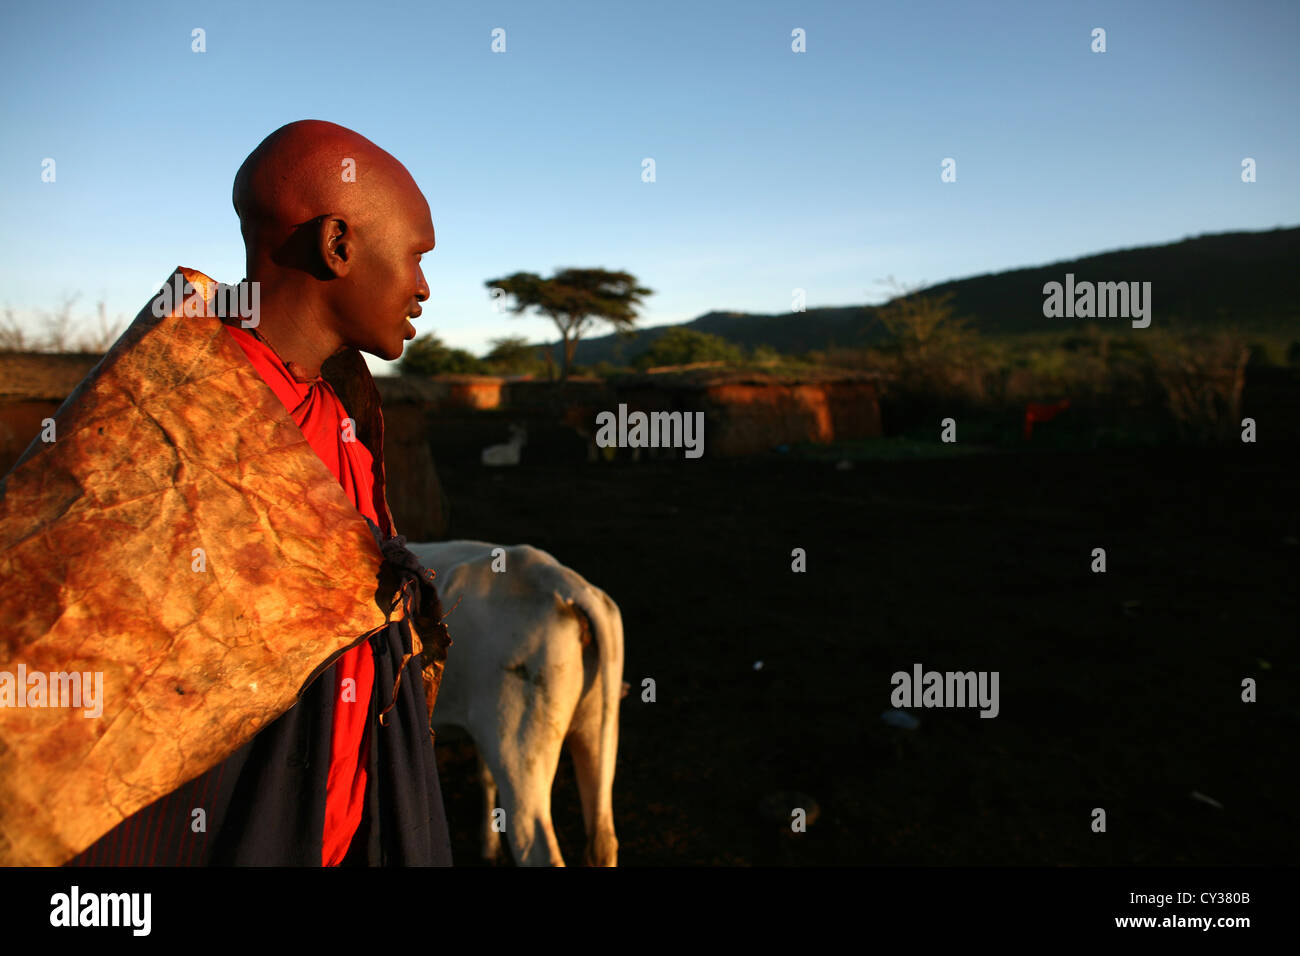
[365,519,455,729]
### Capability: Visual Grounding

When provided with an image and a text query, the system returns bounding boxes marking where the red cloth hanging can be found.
[223,322,383,866]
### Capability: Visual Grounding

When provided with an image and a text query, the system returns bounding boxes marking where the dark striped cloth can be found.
[65,527,454,867]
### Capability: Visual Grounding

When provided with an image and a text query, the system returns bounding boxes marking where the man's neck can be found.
[241,281,344,382]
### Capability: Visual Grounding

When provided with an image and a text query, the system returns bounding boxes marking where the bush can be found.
[634,328,745,369]
[592,360,634,378]
[1148,331,1249,443]
[399,333,485,376]
[481,335,546,376]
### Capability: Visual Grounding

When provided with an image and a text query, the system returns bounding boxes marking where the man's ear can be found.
[317,215,353,278]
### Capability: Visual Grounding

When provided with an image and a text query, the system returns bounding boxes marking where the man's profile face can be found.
[340,179,435,362]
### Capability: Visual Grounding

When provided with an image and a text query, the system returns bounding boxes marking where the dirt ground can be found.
[430,442,1298,865]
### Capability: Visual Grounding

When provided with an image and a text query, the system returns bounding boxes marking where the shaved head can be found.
[229,120,435,368]
[234,120,418,259]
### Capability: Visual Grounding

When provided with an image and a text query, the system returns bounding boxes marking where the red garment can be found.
[223,322,386,866]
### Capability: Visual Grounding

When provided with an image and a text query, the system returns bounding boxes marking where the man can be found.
[0,121,452,866]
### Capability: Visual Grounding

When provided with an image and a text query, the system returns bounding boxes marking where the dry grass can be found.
[0,296,126,353]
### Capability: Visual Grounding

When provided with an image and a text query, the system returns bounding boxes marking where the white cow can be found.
[407,540,625,867]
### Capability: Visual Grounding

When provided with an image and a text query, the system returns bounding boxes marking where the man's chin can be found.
[359,337,403,361]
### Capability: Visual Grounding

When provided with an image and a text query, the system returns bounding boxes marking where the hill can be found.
[554,226,1300,365]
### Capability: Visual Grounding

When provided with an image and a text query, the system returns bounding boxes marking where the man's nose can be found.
[416,267,430,302]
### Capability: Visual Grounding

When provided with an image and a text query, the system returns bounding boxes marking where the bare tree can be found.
[80,300,127,352]
[0,307,28,351]
[865,276,972,363]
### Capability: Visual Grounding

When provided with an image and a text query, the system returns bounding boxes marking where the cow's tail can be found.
[568,583,623,867]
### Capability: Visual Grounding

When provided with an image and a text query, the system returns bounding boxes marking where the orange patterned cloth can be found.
[0,268,416,865]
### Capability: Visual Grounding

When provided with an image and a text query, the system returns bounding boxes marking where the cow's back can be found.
[411,542,594,727]
[404,539,624,866]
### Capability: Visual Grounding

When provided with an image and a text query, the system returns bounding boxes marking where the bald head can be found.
[229,120,435,365]
[234,119,422,257]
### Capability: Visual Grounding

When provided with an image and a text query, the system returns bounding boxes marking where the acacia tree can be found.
[484,268,652,380]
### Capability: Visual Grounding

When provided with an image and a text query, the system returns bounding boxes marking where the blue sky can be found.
[1,0,1296,374]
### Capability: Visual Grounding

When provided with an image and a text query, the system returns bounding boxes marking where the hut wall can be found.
[613,379,882,458]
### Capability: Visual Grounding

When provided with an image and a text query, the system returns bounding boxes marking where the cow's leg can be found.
[566,643,619,866]
[474,654,576,867]
[478,732,567,867]
[566,706,618,865]
[477,752,503,864]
